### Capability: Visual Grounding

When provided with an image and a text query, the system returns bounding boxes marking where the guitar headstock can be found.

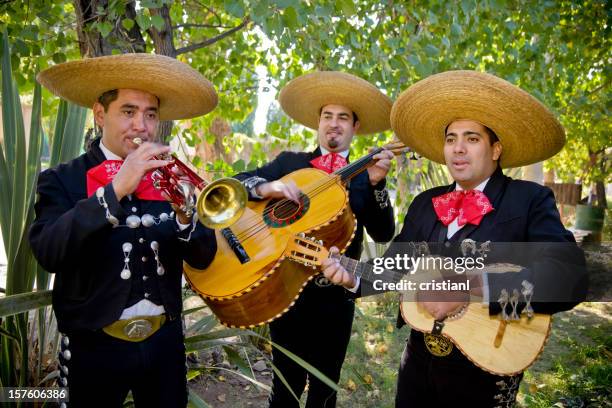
[284,233,330,269]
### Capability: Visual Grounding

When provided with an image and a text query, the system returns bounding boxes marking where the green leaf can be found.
[187,389,212,408]
[424,44,439,57]
[407,54,420,67]
[122,18,135,31]
[282,7,298,30]
[232,159,246,172]
[97,21,113,38]
[0,291,52,317]
[224,0,245,18]
[222,346,252,377]
[461,0,473,17]
[338,0,356,16]
[451,23,463,37]
[151,15,165,31]
[135,14,151,31]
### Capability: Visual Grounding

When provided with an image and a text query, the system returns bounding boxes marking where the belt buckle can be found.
[424,333,454,357]
[124,318,154,340]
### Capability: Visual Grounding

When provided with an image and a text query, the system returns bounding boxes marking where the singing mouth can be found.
[452,160,469,169]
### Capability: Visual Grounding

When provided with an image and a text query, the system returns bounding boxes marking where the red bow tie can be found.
[432,190,493,226]
[86,160,165,200]
[310,152,348,174]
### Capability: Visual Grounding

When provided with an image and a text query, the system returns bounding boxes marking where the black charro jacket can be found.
[29,138,217,332]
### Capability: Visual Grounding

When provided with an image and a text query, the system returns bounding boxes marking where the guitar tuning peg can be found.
[317,240,323,245]
[298,232,305,238]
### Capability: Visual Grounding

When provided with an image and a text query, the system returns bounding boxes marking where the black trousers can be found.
[58,317,187,408]
[395,331,523,408]
[268,282,355,408]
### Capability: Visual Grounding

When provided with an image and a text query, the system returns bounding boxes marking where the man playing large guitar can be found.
[234,71,397,407]
[321,70,588,407]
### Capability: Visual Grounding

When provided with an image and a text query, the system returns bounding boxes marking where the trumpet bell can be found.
[196,178,247,229]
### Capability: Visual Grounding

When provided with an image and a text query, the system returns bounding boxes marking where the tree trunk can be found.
[148,5,176,57]
[595,180,608,209]
[73,0,146,58]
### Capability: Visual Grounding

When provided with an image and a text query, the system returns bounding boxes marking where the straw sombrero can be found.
[37,53,217,120]
[278,71,392,135]
[390,70,565,168]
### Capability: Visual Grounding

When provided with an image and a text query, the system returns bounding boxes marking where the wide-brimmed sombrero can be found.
[390,70,565,168]
[37,53,217,121]
[278,71,392,135]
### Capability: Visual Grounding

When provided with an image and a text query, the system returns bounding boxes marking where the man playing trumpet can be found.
[30,54,218,407]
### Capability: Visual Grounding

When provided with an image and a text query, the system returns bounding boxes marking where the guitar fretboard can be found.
[333,147,384,182]
[335,255,405,284]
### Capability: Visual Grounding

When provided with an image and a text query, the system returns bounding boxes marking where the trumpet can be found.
[133,138,247,229]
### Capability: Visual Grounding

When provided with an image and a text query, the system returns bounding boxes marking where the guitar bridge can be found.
[221,228,250,264]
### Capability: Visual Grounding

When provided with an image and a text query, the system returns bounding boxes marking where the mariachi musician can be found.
[321,70,588,407]
[234,71,397,407]
[29,54,218,407]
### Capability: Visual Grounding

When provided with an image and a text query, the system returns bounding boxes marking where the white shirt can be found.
[448,177,492,304]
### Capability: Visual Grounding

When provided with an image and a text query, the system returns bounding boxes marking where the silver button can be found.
[144,293,150,298]
[143,275,149,281]
[62,350,71,361]
[139,238,145,243]
[141,214,155,227]
[445,242,451,248]
[120,269,131,280]
[132,207,138,212]
[141,256,147,262]
[126,215,141,228]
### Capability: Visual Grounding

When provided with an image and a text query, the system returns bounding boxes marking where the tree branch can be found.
[173,23,232,30]
[175,18,250,55]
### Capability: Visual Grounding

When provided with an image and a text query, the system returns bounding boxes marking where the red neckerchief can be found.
[432,189,493,226]
[310,152,348,173]
[86,160,164,200]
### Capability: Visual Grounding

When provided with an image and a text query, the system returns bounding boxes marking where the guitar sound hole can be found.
[263,194,310,228]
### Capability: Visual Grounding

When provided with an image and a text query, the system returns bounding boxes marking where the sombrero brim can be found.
[278,71,392,135]
[390,70,565,168]
[37,53,217,121]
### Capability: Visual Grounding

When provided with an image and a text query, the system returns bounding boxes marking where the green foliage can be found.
[2,0,609,186]
[0,30,87,392]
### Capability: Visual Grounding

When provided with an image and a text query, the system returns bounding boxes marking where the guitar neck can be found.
[336,255,404,284]
[333,147,384,182]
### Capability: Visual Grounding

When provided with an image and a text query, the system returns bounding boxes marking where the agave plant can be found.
[0,28,87,397]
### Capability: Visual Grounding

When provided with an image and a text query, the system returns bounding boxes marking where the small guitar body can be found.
[400,300,551,375]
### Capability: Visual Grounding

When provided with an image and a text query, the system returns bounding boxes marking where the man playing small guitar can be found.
[321,71,588,407]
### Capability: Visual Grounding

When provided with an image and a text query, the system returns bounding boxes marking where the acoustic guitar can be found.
[183,142,407,328]
[285,235,551,376]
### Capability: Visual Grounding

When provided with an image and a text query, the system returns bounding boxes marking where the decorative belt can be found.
[102,314,166,342]
[424,333,454,357]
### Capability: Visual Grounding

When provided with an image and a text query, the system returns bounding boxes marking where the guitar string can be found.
[234,148,384,241]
